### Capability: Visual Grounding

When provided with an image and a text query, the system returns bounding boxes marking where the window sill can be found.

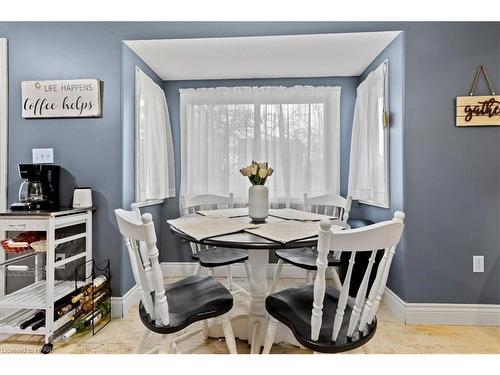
[131,199,164,209]
[358,200,390,209]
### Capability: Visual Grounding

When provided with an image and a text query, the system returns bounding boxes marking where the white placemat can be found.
[167,216,257,241]
[196,207,249,218]
[269,208,337,221]
[244,220,346,244]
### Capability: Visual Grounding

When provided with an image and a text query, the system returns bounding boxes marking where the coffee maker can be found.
[10,164,61,211]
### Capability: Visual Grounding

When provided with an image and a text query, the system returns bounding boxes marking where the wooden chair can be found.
[262,211,404,354]
[115,208,238,354]
[181,194,250,295]
[269,194,352,293]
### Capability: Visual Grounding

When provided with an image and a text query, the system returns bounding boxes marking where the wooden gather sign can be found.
[456,95,500,126]
[22,79,102,119]
[456,65,499,127]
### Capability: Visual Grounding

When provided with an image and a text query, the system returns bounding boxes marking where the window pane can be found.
[180,86,340,205]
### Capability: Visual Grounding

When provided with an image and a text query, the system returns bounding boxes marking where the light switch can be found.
[32,148,54,164]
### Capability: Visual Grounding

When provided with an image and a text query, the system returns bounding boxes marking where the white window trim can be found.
[0,38,7,298]
[0,38,7,212]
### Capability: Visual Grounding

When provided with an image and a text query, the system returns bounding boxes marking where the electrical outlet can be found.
[473,256,484,273]
[32,148,54,164]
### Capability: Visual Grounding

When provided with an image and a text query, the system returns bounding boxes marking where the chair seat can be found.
[275,248,341,270]
[265,284,377,353]
[139,275,233,334]
[196,247,248,267]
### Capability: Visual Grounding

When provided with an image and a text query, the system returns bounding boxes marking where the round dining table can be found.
[169,214,320,353]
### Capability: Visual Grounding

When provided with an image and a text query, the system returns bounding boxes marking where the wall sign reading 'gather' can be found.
[22,79,102,119]
[456,65,499,127]
[456,95,500,126]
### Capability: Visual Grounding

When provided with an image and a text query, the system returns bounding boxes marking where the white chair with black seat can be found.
[269,194,352,293]
[115,208,238,354]
[262,211,404,354]
[181,194,251,296]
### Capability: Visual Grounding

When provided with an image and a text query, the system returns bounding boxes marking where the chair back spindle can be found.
[311,212,404,342]
[131,204,155,293]
[181,194,234,254]
[310,219,332,340]
[115,209,170,326]
[304,193,352,222]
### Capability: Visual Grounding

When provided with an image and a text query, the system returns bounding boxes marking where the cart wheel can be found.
[41,343,53,354]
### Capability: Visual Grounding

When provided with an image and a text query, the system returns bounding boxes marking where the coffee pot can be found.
[10,164,61,211]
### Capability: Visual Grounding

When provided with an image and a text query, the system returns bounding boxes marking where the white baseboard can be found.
[383,287,500,326]
[111,284,140,318]
[114,263,500,327]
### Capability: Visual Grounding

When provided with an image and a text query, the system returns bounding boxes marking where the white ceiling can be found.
[125,31,401,81]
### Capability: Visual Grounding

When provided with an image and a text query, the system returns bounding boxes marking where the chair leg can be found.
[134,327,151,354]
[244,260,252,281]
[306,270,314,284]
[193,263,201,275]
[262,317,279,354]
[227,265,233,291]
[327,267,343,290]
[217,315,237,354]
[159,335,174,354]
[171,341,180,354]
[250,321,261,354]
[269,260,284,294]
[202,319,209,340]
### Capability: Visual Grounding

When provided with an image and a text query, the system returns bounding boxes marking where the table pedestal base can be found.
[207,249,303,353]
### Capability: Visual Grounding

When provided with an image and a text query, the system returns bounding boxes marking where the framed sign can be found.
[22,79,102,119]
[456,65,499,127]
[456,95,500,126]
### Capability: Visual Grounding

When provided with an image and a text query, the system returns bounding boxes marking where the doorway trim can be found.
[0,38,7,298]
[0,38,7,212]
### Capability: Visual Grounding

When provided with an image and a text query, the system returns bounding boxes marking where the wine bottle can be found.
[60,301,111,341]
[31,318,46,331]
[20,311,44,329]
[20,287,89,330]
[80,290,109,313]
[71,275,107,304]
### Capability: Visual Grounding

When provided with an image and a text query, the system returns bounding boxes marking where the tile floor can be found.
[1,277,499,354]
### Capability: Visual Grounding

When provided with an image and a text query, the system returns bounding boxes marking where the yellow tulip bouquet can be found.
[239,161,274,185]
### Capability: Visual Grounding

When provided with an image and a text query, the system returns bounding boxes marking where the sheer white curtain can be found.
[348,61,389,208]
[179,86,341,208]
[135,67,175,202]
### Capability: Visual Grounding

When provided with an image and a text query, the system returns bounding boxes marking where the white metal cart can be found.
[0,208,93,353]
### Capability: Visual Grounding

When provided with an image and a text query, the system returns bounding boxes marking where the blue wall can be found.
[1,22,126,295]
[1,22,498,303]
[403,23,499,304]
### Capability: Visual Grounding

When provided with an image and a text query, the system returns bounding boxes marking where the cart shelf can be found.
[0,280,85,309]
